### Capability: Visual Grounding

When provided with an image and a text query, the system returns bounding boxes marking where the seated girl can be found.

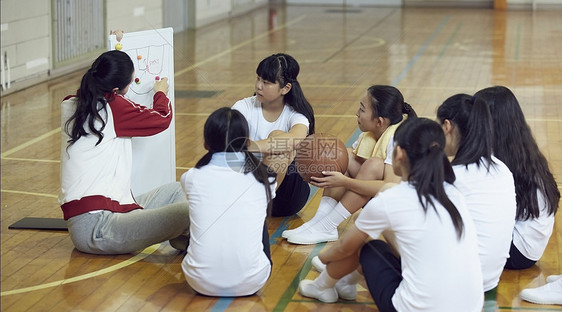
[283,85,416,245]
[437,93,516,292]
[298,118,484,311]
[180,107,277,297]
[475,86,559,270]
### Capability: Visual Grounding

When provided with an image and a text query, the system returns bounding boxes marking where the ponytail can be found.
[402,102,417,120]
[395,117,464,240]
[196,107,277,214]
[437,94,494,169]
[65,50,134,146]
[243,151,276,215]
[285,80,315,134]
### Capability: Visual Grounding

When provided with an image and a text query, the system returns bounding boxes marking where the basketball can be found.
[294,133,349,182]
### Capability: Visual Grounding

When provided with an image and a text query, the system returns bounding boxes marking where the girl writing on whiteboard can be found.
[299,118,483,311]
[180,107,277,296]
[232,53,315,217]
[59,49,190,254]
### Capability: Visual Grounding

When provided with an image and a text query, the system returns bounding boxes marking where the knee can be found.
[358,157,385,180]
[169,182,188,203]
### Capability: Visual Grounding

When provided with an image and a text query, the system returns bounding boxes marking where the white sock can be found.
[314,270,338,289]
[307,196,338,226]
[313,202,351,232]
[340,270,361,285]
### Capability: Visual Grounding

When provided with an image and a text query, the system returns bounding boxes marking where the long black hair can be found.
[475,86,559,220]
[65,50,134,146]
[256,53,315,134]
[437,94,494,169]
[196,107,277,213]
[366,85,417,123]
[394,117,464,239]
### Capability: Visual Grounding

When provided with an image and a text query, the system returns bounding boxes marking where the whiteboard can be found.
[108,28,176,197]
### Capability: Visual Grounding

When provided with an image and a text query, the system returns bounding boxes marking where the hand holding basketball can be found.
[294,133,348,183]
[309,170,348,188]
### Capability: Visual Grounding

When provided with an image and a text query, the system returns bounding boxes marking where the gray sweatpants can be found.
[67,182,190,255]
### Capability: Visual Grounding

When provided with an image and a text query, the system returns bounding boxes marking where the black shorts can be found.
[271,161,310,217]
[504,241,536,270]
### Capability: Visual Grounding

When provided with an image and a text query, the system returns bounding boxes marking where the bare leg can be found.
[346,149,365,178]
[325,252,360,279]
[339,156,384,214]
[285,157,386,244]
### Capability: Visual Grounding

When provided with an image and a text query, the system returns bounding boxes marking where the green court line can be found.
[498,307,562,311]
[273,243,326,312]
[291,299,375,305]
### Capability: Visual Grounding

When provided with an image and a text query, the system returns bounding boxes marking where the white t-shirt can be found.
[356,181,483,312]
[512,189,555,260]
[452,156,516,291]
[180,152,276,297]
[232,96,310,141]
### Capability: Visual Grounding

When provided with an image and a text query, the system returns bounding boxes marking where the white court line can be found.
[0,244,161,296]
[1,128,60,158]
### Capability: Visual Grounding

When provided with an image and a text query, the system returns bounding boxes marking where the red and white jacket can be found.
[58,92,172,220]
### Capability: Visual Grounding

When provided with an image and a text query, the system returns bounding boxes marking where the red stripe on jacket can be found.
[61,195,141,220]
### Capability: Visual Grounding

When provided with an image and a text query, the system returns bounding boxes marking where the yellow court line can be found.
[1,157,60,163]
[0,244,161,296]
[1,128,60,158]
[1,189,58,198]
[174,15,307,78]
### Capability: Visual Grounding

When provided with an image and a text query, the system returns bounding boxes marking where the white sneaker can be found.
[335,279,357,300]
[299,279,338,303]
[547,275,562,284]
[520,279,562,305]
[287,228,338,245]
[311,256,326,272]
[281,224,307,239]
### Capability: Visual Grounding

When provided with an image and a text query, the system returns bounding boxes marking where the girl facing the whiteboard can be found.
[59,50,190,254]
[180,107,277,297]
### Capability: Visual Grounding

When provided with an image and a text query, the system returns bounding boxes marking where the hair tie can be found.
[429,142,441,152]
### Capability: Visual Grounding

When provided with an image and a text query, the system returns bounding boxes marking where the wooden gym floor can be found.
[1,3,562,311]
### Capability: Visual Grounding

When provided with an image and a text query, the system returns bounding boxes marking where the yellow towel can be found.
[353,117,406,159]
